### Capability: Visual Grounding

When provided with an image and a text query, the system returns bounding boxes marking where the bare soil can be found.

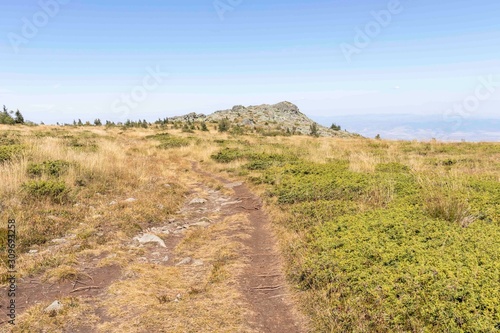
[193,163,306,333]
[1,163,306,332]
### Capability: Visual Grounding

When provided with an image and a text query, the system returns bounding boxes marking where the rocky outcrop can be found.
[167,101,355,137]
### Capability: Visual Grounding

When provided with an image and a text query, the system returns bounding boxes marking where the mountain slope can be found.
[170,101,356,137]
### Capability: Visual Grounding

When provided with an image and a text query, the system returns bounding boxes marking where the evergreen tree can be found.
[14,110,24,124]
[0,105,15,124]
[201,122,209,131]
[330,123,341,131]
[218,118,230,132]
[309,122,319,137]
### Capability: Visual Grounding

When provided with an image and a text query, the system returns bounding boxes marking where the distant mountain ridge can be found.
[169,101,355,137]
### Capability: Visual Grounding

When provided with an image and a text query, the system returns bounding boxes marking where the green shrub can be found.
[158,137,190,149]
[220,139,500,332]
[0,134,20,146]
[218,118,230,132]
[26,163,43,176]
[294,206,500,332]
[147,132,190,149]
[66,138,98,152]
[22,180,68,202]
[27,160,70,177]
[0,145,24,163]
[181,124,194,133]
[375,162,410,173]
[210,148,245,163]
[284,200,358,231]
[245,160,272,170]
[270,161,369,204]
[229,125,245,135]
[146,132,170,140]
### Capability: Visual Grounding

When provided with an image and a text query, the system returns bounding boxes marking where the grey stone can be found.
[241,119,255,127]
[221,200,243,207]
[189,198,207,205]
[176,257,192,266]
[191,221,210,228]
[224,182,243,188]
[192,259,204,267]
[134,234,167,248]
[44,300,63,314]
[124,198,137,203]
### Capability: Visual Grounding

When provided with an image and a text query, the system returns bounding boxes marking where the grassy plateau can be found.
[0,124,499,332]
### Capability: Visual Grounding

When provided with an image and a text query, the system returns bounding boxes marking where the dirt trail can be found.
[193,163,305,333]
[1,163,306,332]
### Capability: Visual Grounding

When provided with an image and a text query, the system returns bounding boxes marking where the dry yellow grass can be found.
[2,124,498,332]
[0,126,190,282]
[0,126,259,332]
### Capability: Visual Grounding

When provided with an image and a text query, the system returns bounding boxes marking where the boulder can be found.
[134,234,167,248]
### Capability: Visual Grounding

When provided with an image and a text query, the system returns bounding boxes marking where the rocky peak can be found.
[271,101,301,115]
[165,101,356,137]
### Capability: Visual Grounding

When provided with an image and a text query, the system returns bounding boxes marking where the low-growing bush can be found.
[375,162,410,173]
[0,145,24,162]
[147,132,190,149]
[27,160,70,177]
[211,148,245,163]
[271,161,369,204]
[22,180,68,202]
[158,137,190,149]
[66,138,99,152]
[218,139,500,332]
[0,134,20,146]
[245,160,272,170]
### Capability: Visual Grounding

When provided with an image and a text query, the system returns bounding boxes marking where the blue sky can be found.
[0,0,499,135]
